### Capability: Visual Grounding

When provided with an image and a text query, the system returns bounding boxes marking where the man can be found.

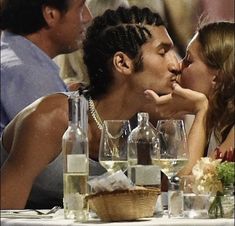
[0,0,92,135]
[1,6,179,209]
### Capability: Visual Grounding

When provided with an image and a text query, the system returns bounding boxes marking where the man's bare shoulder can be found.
[3,93,69,153]
[21,93,69,131]
[1,93,70,172]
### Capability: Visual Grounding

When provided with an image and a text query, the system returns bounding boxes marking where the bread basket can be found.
[86,188,160,222]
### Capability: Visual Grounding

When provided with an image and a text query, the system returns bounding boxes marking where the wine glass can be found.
[154,120,189,217]
[99,120,132,173]
[154,119,189,180]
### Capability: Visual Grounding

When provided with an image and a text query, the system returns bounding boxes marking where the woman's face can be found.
[180,34,216,97]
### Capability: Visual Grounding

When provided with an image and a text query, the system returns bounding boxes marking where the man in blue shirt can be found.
[0,0,92,135]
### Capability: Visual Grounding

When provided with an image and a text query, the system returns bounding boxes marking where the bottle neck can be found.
[68,96,80,126]
[138,112,149,126]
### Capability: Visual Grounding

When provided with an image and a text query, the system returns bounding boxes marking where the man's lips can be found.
[170,74,181,84]
[170,75,177,83]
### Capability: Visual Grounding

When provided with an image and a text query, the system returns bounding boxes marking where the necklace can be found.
[88,98,121,158]
[88,97,103,130]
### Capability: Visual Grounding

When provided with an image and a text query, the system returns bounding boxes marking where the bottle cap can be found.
[169,176,180,190]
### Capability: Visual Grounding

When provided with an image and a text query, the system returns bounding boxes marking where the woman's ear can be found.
[113,52,133,75]
[211,70,219,88]
[42,5,60,27]
[212,75,217,88]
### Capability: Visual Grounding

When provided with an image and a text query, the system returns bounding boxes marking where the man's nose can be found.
[168,53,181,75]
[83,5,92,24]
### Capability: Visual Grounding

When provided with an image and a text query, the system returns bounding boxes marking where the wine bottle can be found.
[127,112,161,189]
[62,93,89,222]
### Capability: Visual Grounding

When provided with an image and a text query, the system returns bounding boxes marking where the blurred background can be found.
[55,0,234,86]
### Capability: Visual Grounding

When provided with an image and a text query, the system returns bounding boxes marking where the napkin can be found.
[0,209,56,219]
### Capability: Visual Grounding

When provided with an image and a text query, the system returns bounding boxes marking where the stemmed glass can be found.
[154,119,189,180]
[154,119,189,217]
[99,120,132,173]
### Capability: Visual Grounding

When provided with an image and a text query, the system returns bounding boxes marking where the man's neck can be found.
[93,87,145,122]
[24,30,56,58]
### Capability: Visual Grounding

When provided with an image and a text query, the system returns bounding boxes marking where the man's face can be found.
[180,34,215,97]
[53,0,92,54]
[131,26,179,95]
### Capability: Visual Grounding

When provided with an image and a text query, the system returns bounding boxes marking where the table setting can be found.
[1,208,234,226]
[1,118,234,226]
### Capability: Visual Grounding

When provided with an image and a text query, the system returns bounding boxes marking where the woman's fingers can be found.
[144,90,172,104]
[144,90,159,100]
[172,83,191,98]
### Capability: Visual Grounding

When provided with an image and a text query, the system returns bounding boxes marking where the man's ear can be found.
[42,5,60,27]
[113,52,133,75]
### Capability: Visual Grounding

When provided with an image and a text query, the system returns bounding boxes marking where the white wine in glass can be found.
[99,120,131,173]
[154,120,189,179]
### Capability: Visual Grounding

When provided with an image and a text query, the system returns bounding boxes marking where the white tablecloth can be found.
[1,210,234,226]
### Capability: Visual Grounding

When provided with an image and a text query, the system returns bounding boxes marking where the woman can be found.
[1,6,179,209]
[145,21,235,173]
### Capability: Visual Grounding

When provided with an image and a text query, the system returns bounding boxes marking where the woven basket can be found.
[86,188,160,222]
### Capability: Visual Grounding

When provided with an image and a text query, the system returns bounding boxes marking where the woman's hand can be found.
[144,83,208,118]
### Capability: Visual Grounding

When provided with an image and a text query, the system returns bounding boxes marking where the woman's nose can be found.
[180,59,187,71]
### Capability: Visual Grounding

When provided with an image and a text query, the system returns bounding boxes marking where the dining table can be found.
[0,209,234,226]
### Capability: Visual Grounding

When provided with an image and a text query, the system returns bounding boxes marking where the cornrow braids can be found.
[83,6,165,100]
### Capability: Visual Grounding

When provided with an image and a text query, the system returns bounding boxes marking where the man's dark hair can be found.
[83,6,165,100]
[0,0,70,35]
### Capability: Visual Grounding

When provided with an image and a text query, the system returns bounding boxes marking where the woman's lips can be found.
[176,74,181,83]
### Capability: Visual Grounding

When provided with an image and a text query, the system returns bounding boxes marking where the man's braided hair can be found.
[83,6,165,99]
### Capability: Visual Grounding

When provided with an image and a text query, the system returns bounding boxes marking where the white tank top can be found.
[0,92,106,208]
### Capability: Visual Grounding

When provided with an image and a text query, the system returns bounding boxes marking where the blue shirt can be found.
[0,31,68,135]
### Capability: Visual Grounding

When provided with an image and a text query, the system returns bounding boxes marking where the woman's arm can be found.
[144,83,209,175]
[210,126,235,160]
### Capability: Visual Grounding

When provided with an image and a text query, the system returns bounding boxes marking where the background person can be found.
[0,0,92,135]
[54,0,130,87]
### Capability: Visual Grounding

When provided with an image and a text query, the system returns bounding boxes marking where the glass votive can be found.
[183,193,210,218]
[180,176,210,219]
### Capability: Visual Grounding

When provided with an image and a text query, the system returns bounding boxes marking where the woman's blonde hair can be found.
[197,21,234,143]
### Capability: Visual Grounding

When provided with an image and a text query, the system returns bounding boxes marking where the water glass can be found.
[181,176,210,219]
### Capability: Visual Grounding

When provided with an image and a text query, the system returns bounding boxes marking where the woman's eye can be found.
[182,55,192,66]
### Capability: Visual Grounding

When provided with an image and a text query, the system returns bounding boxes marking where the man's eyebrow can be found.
[156,42,173,50]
